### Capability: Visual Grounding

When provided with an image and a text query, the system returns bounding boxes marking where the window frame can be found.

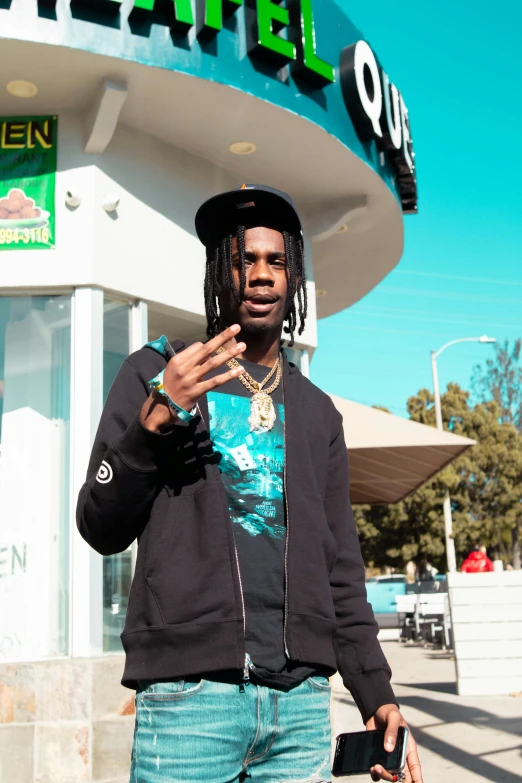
[69,288,148,658]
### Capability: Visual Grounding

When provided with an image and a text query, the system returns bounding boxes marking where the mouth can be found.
[242,294,278,314]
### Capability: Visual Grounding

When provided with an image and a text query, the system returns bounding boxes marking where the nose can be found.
[248,259,275,286]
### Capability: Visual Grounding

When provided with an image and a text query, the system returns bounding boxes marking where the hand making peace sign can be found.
[140,324,245,433]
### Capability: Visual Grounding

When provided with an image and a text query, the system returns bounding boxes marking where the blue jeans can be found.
[130,676,332,783]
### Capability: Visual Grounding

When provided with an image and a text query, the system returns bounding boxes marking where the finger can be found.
[165,341,204,373]
[406,748,424,783]
[173,341,204,360]
[199,342,246,376]
[220,334,239,353]
[196,324,241,361]
[370,764,394,781]
[201,365,245,393]
[384,710,401,753]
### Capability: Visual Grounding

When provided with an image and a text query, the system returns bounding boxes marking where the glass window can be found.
[0,295,71,661]
[102,299,132,652]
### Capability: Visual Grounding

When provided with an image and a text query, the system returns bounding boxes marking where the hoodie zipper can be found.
[233,542,252,680]
[196,401,251,680]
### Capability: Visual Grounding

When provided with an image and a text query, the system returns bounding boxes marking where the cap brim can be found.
[195,188,302,247]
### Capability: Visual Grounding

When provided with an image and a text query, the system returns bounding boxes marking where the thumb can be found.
[384,709,401,752]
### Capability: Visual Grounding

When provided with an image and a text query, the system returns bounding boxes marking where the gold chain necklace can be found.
[216,347,282,433]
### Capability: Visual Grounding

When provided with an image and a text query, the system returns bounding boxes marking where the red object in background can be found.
[461,550,495,573]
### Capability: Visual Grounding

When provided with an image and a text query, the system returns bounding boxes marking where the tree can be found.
[471,339,522,431]
[354,383,522,572]
[471,338,522,566]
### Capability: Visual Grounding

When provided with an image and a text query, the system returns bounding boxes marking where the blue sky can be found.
[311,1,522,416]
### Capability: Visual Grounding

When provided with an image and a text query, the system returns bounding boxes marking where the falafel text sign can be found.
[0,1,418,213]
[0,116,57,250]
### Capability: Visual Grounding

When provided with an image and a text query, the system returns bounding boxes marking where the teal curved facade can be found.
[1,0,402,204]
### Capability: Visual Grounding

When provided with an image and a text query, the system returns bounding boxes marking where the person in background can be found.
[461,545,494,573]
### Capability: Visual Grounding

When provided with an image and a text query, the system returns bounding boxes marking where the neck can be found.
[237,328,282,366]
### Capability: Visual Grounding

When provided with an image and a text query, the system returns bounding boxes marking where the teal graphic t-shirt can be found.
[208,393,285,541]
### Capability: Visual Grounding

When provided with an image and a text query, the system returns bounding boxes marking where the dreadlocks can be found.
[204,225,308,347]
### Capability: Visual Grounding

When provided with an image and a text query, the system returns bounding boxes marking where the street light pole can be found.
[431,349,456,572]
[431,349,444,431]
[430,335,496,573]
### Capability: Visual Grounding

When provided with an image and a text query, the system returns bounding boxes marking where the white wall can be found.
[1,112,318,351]
[449,571,522,696]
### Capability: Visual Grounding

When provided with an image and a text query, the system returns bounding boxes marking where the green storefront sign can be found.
[0,116,57,251]
[0,1,418,215]
[84,0,335,86]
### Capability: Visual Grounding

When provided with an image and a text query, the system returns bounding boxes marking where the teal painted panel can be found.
[0,0,402,202]
[366,580,407,614]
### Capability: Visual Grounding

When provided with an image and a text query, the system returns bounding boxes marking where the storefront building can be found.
[0,1,419,779]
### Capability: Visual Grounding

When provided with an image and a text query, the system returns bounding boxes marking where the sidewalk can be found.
[331,641,522,782]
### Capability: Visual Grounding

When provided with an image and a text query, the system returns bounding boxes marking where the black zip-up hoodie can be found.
[76,342,397,723]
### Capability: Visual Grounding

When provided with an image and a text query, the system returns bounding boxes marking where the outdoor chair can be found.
[414,594,452,649]
[396,594,417,642]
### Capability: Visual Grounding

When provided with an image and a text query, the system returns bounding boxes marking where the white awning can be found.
[330,395,475,505]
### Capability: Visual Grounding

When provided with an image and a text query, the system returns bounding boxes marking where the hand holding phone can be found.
[332,727,409,778]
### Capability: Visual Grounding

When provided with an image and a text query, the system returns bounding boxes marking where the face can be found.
[219,226,289,335]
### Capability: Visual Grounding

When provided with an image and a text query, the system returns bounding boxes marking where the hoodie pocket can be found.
[145,481,238,627]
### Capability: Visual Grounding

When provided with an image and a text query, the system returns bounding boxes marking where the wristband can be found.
[148,370,196,422]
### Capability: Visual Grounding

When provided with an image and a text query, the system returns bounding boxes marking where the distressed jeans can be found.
[130,676,332,783]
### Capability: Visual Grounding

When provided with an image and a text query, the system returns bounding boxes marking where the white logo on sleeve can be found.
[96,460,113,484]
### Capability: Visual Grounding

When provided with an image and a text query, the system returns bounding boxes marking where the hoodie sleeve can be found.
[326,406,399,723]
[76,355,176,556]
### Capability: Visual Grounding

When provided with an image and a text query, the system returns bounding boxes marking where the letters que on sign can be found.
[68,0,417,213]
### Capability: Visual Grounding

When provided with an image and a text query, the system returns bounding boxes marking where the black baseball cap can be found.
[195,184,303,247]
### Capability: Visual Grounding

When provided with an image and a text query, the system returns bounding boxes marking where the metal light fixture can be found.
[7,80,38,98]
[229,141,257,155]
[101,193,120,212]
[65,190,82,209]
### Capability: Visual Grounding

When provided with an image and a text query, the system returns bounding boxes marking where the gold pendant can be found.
[249,391,276,434]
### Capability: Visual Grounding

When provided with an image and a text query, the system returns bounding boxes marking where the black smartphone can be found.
[332,727,409,777]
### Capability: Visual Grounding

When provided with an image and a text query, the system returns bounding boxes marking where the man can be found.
[77,185,423,783]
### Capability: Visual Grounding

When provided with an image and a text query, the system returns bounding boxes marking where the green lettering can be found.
[200,0,242,35]
[300,0,334,83]
[204,0,223,31]
[289,0,334,86]
[256,0,296,64]
[133,0,194,28]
